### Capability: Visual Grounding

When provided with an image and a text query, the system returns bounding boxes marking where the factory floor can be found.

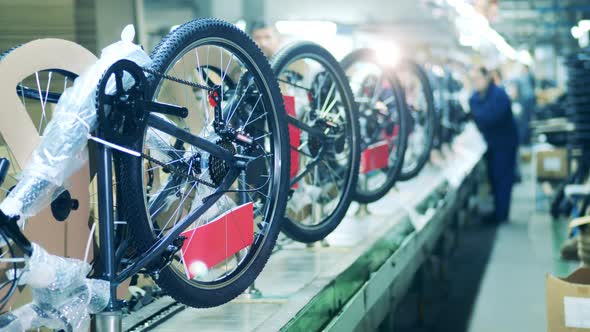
[396,159,578,332]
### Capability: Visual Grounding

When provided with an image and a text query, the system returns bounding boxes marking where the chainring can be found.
[96,59,147,144]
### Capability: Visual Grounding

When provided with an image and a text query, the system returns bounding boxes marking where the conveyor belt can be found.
[122,124,486,332]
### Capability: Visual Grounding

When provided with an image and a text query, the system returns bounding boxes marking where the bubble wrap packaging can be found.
[0,25,152,218]
[0,243,110,332]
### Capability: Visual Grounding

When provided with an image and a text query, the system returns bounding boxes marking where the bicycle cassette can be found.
[208,139,237,186]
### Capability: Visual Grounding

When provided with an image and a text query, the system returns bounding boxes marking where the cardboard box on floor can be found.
[547,268,590,331]
[536,148,568,180]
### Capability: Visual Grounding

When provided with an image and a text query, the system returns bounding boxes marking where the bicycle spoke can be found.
[195,48,212,131]
[220,51,233,87]
[156,179,199,238]
[254,132,272,141]
[242,95,265,128]
[226,80,255,123]
[321,160,345,184]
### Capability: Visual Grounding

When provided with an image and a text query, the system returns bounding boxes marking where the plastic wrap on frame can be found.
[0,243,109,332]
[0,25,152,218]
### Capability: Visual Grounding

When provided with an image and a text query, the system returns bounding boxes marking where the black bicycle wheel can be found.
[340,48,408,203]
[271,42,360,243]
[115,19,290,308]
[397,61,436,181]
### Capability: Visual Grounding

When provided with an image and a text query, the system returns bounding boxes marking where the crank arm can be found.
[143,100,189,118]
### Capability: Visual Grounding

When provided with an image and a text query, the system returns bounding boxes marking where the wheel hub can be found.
[308,121,326,157]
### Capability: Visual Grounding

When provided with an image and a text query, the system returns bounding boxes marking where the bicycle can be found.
[271,41,361,243]
[340,48,409,203]
[0,18,290,316]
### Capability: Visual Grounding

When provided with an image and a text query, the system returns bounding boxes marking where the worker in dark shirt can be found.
[469,67,519,223]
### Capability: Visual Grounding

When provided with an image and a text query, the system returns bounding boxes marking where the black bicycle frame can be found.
[96,113,243,311]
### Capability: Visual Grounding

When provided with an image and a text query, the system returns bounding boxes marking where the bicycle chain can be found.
[141,66,212,92]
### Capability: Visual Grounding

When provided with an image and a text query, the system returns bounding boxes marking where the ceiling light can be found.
[375,41,401,68]
[275,21,337,36]
[579,20,590,30]
[572,26,583,39]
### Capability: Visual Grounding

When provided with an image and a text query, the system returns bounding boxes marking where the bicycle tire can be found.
[271,41,360,242]
[340,48,408,203]
[397,60,436,181]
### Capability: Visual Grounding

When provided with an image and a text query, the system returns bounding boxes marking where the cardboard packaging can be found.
[547,268,590,331]
[0,39,97,312]
[536,148,568,180]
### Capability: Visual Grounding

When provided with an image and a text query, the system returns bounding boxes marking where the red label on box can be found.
[284,95,300,189]
[360,140,390,174]
[180,202,254,278]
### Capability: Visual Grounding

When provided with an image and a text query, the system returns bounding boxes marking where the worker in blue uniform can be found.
[469,67,519,223]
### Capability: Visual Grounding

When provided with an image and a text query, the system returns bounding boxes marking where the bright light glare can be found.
[517,50,533,66]
[375,42,401,68]
[235,19,246,32]
[459,34,479,47]
[572,20,590,40]
[572,26,582,39]
[431,65,445,77]
[579,20,590,30]
[275,21,337,37]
